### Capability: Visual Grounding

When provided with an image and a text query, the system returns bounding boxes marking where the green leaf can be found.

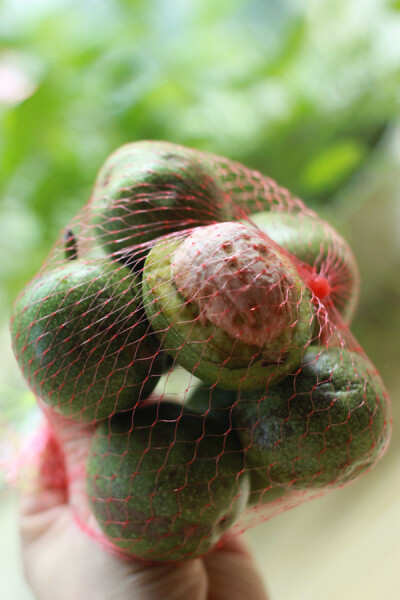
[301,139,368,194]
[388,0,400,11]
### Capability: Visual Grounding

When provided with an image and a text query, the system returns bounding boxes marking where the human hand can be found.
[19,414,269,600]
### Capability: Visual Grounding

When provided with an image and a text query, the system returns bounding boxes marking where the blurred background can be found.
[1,0,399,598]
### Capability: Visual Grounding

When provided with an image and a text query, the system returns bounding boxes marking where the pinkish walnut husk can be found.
[171,222,297,356]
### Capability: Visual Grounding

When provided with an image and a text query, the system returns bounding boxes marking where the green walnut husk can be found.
[206,154,305,219]
[11,258,164,423]
[246,211,359,324]
[86,402,250,562]
[233,346,389,489]
[142,223,315,391]
[185,385,284,506]
[246,470,286,506]
[185,384,237,426]
[89,140,229,258]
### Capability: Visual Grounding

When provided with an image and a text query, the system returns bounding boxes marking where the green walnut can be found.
[246,469,286,506]
[246,211,359,324]
[89,140,229,259]
[185,384,237,428]
[143,221,314,391]
[11,258,164,423]
[233,346,389,489]
[86,401,250,561]
[185,384,284,506]
[197,150,305,219]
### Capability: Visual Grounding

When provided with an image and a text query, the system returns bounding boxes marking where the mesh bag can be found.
[10,140,391,562]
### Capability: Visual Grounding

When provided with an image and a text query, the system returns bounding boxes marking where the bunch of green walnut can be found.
[11,141,390,562]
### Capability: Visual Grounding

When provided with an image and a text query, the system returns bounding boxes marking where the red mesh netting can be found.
[9,140,390,562]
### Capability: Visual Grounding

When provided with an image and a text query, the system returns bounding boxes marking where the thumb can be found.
[18,414,68,515]
[203,534,269,600]
[19,405,97,537]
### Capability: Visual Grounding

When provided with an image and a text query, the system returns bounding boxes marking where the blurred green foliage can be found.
[1,0,400,315]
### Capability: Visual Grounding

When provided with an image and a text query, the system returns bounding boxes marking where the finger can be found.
[212,530,254,559]
[19,407,93,548]
[18,402,94,510]
[38,402,94,479]
[121,559,208,600]
[203,534,269,600]
[18,416,68,514]
[36,403,96,515]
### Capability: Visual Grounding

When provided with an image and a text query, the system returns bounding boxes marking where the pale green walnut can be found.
[233,346,390,489]
[89,141,229,259]
[143,222,315,391]
[11,258,164,423]
[86,401,250,561]
[246,211,360,324]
